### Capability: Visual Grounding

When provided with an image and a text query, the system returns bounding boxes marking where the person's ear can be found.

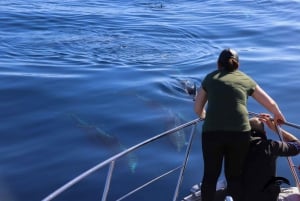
[217,62,223,70]
[233,59,239,70]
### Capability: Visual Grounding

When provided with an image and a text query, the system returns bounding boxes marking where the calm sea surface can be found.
[1,0,300,200]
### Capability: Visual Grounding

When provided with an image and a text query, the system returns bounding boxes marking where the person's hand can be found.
[273,111,286,125]
[258,113,276,132]
[200,109,206,120]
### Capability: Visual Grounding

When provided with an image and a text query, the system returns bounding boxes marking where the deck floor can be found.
[182,185,300,201]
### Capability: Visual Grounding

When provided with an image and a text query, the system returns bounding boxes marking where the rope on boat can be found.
[275,124,300,192]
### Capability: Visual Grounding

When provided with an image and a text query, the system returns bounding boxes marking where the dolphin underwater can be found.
[135,79,199,151]
[164,108,189,152]
[69,113,138,173]
[135,94,190,152]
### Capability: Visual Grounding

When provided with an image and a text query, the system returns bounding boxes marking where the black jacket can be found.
[242,136,300,201]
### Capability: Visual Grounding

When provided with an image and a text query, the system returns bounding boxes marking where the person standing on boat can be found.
[242,114,300,201]
[194,48,286,201]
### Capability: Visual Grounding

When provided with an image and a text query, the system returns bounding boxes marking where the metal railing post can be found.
[101,161,115,201]
[173,123,198,201]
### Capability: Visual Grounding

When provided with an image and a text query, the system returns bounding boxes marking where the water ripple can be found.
[0,71,82,78]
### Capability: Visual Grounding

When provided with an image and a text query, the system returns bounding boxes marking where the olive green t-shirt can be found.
[201,69,257,132]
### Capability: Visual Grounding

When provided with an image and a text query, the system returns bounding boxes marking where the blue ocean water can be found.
[1,0,300,200]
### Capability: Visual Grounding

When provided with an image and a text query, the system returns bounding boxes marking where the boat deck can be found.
[182,182,300,201]
[181,180,227,201]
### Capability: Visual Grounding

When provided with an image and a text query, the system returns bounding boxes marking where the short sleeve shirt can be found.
[201,69,257,132]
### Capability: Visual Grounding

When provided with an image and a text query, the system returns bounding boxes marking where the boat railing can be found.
[42,118,203,201]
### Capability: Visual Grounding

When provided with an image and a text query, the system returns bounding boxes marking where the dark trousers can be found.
[201,131,250,201]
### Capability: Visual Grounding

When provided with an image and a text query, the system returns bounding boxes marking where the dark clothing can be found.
[201,69,256,132]
[201,131,251,201]
[242,137,300,201]
[200,69,255,201]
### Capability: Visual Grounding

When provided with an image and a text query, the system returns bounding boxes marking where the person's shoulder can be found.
[251,138,276,149]
[236,70,257,84]
[203,69,219,80]
[235,70,252,77]
[250,137,269,148]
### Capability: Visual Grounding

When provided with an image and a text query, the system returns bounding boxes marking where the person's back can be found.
[243,136,282,201]
[202,69,255,132]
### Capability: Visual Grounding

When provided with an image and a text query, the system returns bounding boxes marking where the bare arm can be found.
[281,130,300,142]
[252,85,286,124]
[194,87,207,119]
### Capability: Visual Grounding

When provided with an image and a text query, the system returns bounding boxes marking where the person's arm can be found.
[281,130,299,142]
[194,87,207,119]
[251,85,286,124]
